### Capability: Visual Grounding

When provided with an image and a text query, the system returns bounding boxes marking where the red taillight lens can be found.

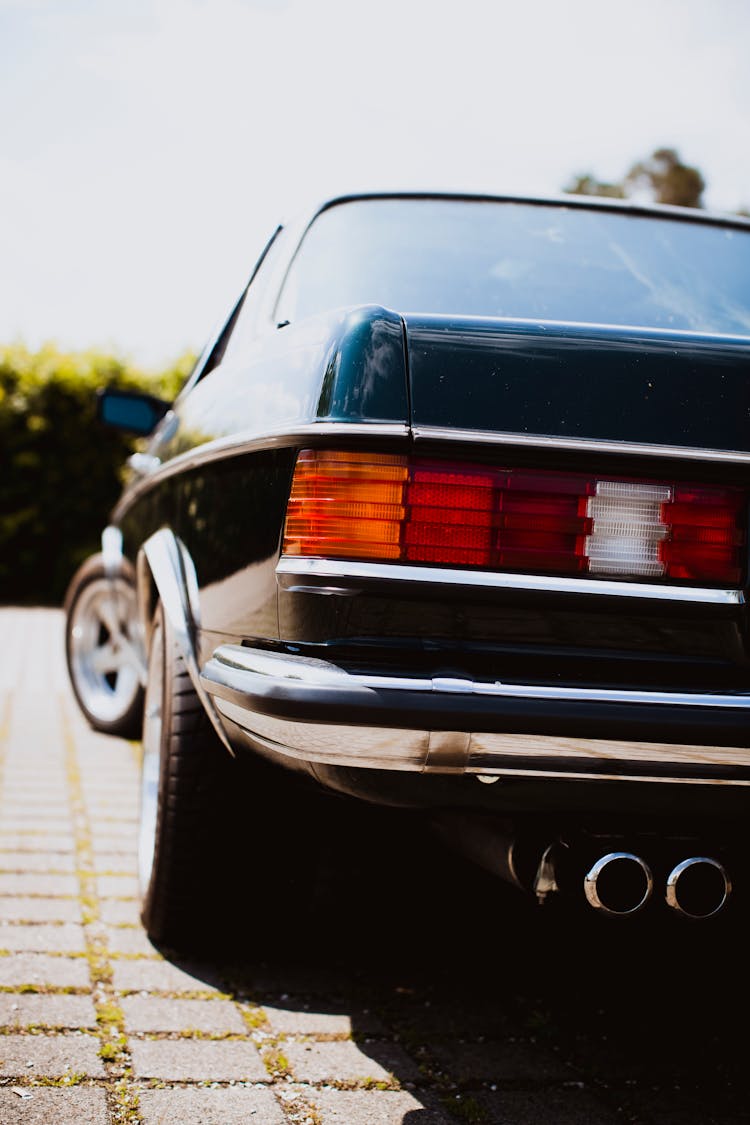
[283,451,746,586]
[660,485,745,583]
[404,465,496,566]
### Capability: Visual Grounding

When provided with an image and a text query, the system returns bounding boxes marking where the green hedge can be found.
[0,344,195,605]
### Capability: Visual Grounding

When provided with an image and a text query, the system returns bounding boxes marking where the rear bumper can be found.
[200,645,750,786]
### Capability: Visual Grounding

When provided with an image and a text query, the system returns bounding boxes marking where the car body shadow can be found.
[157,807,750,1124]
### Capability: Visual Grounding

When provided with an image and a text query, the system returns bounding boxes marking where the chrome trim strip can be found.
[277,557,743,607]
[412,424,750,465]
[112,421,409,521]
[468,731,750,769]
[468,772,750,787]
[209,643,750,711]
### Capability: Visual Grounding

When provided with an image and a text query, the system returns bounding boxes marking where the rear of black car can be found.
[206,196,750,919]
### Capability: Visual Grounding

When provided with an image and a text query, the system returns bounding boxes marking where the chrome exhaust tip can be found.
[666,857,731,919]
[584,852,653,916]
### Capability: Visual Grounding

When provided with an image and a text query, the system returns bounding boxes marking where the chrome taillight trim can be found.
[412,425,750,465]
[276,556,743,606]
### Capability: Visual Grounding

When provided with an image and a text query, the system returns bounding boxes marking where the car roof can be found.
[285,190,750,235]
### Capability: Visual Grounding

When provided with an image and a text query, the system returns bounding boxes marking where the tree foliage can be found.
[564,173,625,200]
[0,344,195,605]
[565,147,705,208]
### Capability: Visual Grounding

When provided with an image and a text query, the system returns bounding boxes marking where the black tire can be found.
[139,605,239,950]
[138,604,320,954]
[64,554,144,738]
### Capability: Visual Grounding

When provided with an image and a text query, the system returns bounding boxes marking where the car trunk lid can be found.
[403,314,750,453]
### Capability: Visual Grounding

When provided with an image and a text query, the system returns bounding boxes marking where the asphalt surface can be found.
[0,606,748,1125]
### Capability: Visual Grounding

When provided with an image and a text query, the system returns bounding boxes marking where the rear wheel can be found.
[139,605,239,950]
[65,556,144,737]
[138,603,326,953]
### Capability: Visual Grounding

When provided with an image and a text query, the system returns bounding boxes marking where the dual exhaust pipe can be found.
[429,813,732,920]
[582,851,732,919]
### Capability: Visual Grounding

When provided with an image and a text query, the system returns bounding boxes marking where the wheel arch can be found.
[136,527,234,755]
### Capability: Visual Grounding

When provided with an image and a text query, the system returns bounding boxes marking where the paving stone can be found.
[84,785,137,797]
[105,926,160,956]
[0,1032,104,1076]
[88,810,138,823]
[284,1038,418,1084]
[0,835,75,854]
[88,819,138,834]
[471,1087,623,1124]
[95,874,139,898]
[0,923,86,953]
[86,820,136,838]
[90,835,137,855]
[310,1087,451,1124]
[113,958,221,994]
[0,809,71,827]
[122,995,246,1033]
[0,821,73,836]
[430,1038,571,1083]
[0,873,78,896]
[389,995,517,1040]
[0,897,82,923]
[92,853,136,874]
[248,965,349,998]
[0,852,76,873]
[0,953,90,988]
[1,781,67,792]
[0,992,98,1028]
[130,1037,267,1080]
[88,812,138,828]
[615,1084,750,1125]
[0,1086,109,1124]
[99,899,141,926]
[0,794,69,809]
[138,1085,285,1124]
[263,1003,385,1037]
[1,780,67,792]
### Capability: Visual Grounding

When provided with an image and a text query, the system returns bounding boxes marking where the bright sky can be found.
[1,0,749,366]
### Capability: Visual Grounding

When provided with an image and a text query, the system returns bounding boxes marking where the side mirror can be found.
[97,388,171,436]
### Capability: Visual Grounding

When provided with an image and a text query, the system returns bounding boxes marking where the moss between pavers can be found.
[0,984,90,994]
[441,1092,489,1123]
[61,703,144,1125]
[260,1041,293,1080]
[136,1031,252,1042]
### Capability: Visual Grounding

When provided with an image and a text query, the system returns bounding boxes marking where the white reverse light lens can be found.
[586,481,672,577]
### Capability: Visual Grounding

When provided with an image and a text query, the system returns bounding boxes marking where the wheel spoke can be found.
[96,600,124,643]
[90,642,122,676]
[114,635,143,675]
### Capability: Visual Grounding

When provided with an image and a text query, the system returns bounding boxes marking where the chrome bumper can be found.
[200,645,750,786]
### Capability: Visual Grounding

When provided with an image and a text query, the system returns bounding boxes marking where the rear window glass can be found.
[276,198,750,337]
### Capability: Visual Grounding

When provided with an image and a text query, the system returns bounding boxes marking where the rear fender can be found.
[137,528,233,754]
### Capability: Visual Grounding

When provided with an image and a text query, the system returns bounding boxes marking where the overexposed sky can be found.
[1,0,749,365]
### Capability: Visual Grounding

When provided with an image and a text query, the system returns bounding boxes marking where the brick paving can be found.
[0,607,749,1124]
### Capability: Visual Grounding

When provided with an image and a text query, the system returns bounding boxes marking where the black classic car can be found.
[64,192,750,944]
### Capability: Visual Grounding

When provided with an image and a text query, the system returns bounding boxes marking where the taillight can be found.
[283,451,407,560]
[283,450,746,586]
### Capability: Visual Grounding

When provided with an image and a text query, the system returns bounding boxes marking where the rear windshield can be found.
[276,198,750,337]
